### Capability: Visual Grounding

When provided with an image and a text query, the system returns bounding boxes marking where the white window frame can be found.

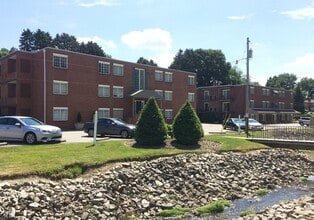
[222,102,230,112]
[165,72,173,82]
[249,99,254,108]
[155,89,163,99]
[113,86,124,98]
[165,109,173,119]
[204,90,209,101]
[222,89,230,99]
[155,70,163,81]
[164,90,173,101]
[98,84,110,97]
[188,75,195,85]
[113,108,124,119]
[53,107,68,121]
[99,61,110,74]
[53,80,68,95]
[113,63,124,76]
[188,92,195,102]
[98,108,110,118]
[53,53,68,69]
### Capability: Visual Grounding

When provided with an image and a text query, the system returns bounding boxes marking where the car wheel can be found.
[300,122,304,126]
[24,132,37,144]
[120,130,129,138]
[88,129,94,137]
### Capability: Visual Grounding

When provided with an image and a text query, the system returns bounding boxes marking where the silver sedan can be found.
[0,116,62,144]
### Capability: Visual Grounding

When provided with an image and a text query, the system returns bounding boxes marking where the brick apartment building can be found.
[197,85,297,124]
[0,48,197,130]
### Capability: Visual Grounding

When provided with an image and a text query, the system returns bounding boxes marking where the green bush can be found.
[173,101,204,145]
[135,97,168,146]
[196,200,230,214]
[157,207,190,217]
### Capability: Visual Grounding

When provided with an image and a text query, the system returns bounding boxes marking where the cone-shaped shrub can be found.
[135,97,168,146]
[173,101,204,145]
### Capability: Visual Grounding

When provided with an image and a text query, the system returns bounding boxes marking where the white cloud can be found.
[76,0,119,7]
[226,13,254,20]
[151,52,175,68]
[77,36,117,50]
[285,53,314,78]
[281,6,314,20]
[121,28,172,51]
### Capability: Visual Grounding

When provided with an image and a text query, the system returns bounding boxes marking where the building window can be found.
[53,54,68,69]
[165,109,173,119]
[134,68,146,90]
[165,72,173,82]
[188,75,195,85]
[53,107,68,121]
[113,64,123,76]
[262,101,270,108]
[279,102,285,109]
[204,91,209,101]
[204,103,209,112]
[8,83,16,98]
[98,85,110,97]
[113,108,124,119]
[222,89,230,99]
[113,86,124,98]
[98,108,110,118]
[155,89,163,99]
[249,100,254,108]
[99,61,110,74]
[262,88,270,96]
[164,91,173,101]
[188,92,195,102]
[222,102,230,112]
[53,80,68,95]
[155,70,163,81]
[250,86,255,94]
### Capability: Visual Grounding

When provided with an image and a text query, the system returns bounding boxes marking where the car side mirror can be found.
[15,122,21,127]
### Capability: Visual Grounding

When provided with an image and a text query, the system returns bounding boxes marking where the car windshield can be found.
[112,118,127,125]
[20,117,43,126]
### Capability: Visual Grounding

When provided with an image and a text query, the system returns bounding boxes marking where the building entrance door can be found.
[135,100,145,114]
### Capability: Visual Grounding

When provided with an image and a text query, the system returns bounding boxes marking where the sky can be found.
[1,0,314,86]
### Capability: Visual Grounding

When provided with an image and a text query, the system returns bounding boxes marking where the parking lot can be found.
[1,123,300,146]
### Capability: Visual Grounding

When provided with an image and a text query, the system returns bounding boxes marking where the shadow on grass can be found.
[130,139,201,150]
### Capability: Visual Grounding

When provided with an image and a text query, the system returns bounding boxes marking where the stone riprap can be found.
[0,149,313,219]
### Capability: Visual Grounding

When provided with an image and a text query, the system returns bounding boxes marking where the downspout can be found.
[43,49,46,123]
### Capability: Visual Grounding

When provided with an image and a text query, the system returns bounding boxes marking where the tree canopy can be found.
[293,84,305,113]
[169,49,243,87]
[137,57,158,66]
[18,28,110,57]
[0,48,9,57]
[19,28,34,51]
[265,73,297,90]
[298,77,314,99]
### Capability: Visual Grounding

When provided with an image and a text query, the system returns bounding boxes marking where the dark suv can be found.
[298,117,311,126]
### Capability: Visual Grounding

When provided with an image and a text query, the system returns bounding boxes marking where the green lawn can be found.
[205,134,269,152]
[0,141,195,178]
[0,134,269,179]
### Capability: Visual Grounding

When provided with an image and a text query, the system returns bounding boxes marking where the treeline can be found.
[18,28,110,57]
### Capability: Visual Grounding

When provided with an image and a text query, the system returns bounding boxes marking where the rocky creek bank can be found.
[0,149,313,219]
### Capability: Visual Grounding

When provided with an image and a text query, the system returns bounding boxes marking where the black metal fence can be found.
[250,125,314,141]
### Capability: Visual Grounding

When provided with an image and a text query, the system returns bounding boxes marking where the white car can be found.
[0,116,62,144]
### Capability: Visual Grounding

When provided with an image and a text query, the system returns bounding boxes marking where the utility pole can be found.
[245,37,252,136]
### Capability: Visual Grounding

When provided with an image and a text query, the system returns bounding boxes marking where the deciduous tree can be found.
[170,49,241,86]
[266,73,297,90]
